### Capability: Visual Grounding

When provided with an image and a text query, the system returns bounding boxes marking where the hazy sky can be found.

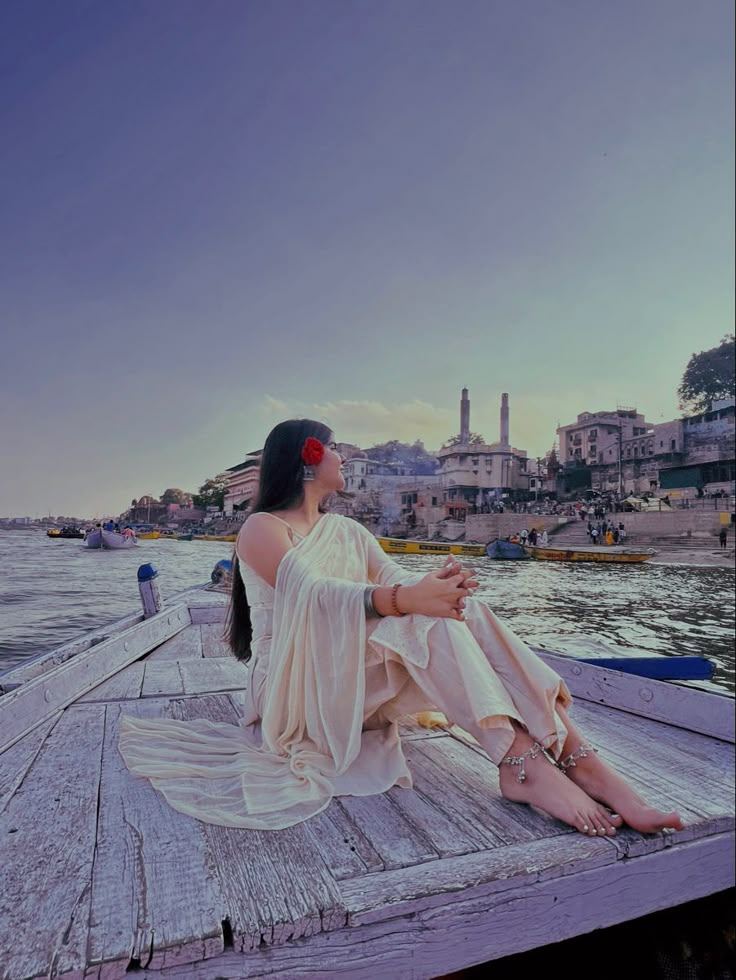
[1,0,733,517]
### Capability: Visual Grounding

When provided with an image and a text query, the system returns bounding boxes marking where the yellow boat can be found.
[377,537,487,557]
[136,531,160,540]
[194,534,238,542]
[524,544,655,564]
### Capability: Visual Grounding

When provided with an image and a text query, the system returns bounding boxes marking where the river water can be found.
[1,528,733,694]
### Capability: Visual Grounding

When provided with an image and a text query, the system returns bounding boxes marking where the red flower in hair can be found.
[301,437,325,466]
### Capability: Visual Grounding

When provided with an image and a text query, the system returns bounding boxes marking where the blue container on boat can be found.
[137,563,162,618]
[211,558,233,584]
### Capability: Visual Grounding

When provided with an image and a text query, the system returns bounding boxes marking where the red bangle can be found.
[391,583,405,616]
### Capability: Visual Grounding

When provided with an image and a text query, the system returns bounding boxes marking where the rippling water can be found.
[1,528,733,694]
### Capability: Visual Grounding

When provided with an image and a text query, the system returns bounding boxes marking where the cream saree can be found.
[119,514,571,829]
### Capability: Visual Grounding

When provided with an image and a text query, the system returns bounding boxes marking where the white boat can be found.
[101,529,137,549]
[84,529,102,549]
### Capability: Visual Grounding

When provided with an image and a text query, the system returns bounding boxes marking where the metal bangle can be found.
[363,585,384,618]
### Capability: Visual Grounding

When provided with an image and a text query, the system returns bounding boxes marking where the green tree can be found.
[440,432,486,449]
[192,474,228,510]
[678,335,735,414]
[160,488,188,505]
[364,439,438,475]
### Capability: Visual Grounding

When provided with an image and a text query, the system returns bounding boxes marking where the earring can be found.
[303,465,316,481]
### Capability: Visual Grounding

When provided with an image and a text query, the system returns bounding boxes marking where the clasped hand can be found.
[405,556,479,621]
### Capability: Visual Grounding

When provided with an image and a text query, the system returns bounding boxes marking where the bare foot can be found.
[498,731,620,837]
[559,742,685,834]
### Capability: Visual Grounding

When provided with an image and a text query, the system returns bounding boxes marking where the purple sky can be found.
[1,0,733,517]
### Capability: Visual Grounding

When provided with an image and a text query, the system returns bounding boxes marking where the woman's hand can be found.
[437,557,479,592]
[399,570,473,621]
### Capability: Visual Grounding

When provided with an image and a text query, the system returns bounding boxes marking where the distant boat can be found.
[193,534,237,542]
[85,529,102,549]
[377,537,487,557]
[101,529,138,550]
[136,531,160,540]
[524,544,655,564]
[47,526,85,539]
[85,528,137,549]
[177,533,193,541]
[486,539,530,560]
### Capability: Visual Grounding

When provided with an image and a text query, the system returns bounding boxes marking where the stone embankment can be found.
[465,511,735,568]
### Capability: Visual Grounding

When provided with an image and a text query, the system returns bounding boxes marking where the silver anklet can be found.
[558,744,598,774]
[500,741,555,784]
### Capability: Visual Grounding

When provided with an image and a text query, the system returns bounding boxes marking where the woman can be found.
[120,419,682,836]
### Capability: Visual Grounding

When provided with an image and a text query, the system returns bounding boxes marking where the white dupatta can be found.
[120,514,409,829]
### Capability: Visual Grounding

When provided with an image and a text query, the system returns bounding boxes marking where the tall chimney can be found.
[500,393,510,447]
[460,387,470,443]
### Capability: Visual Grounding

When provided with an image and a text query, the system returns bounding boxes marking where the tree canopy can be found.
[160,488,189,505]
[677,335,735,414]
[364,439,438,475]
[440,432,486,449]
[192,474,228,510]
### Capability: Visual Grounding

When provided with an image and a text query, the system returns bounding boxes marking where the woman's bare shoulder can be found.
[237,513,291,553]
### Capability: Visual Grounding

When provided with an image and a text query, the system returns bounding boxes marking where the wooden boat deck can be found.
[0,590,733,980]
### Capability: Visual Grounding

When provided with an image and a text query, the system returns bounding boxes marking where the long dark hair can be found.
[226,419,333,661]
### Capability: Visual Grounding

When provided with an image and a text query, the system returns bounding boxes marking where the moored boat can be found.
[193,533,237,542]
[524,544,655,563]
[486,539,530,560]
[377,536,487,557]
[136,531,160,540]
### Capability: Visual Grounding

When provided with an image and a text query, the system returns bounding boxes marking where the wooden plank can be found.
[0,612,143,689]
[411,734,565,843]
[133,835,736,980]
[538,651,735,742]
[0,713,61,815]
[341,833,614,927]
[84,700,225,979]
[0,604,191,754]
[189,606,226,625]
[568,700,734,853]
[141,661,186,697]
[335,793,439,871]
[179,658,249,695]
[169,696,346,949]
[141,660,248,698]
[76,662,145,703]
[145,627,203,662]
[200,623,232,658]
[0,705,105,980]
[304,802,385,880]
[571,699,735,810]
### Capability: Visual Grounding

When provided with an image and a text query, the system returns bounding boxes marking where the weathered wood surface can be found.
[200,623,232,658]
[571,699,735,853]
[76,662,145,703]
[85,700,225,978]
[168,696,347,949]
[538,650,735,742]
[1,587,733,979]
[132,834,735,980]
[0,706,105,980]
[141,658,248,698]
[189,606,227,625]
[0,604,191,754]
[0,713,61,814]
[145,626,203,662]
[0,612,143,689]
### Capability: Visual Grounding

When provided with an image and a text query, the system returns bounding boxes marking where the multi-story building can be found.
[437,390,529,518]
[223,452,262,515]
[659,399,735,495]
[556,400,735,497]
